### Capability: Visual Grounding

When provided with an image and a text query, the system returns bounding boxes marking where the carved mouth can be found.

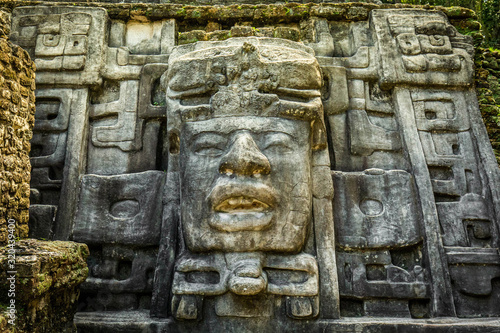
[209,182,277,212]
[208,182,278,232]
[214,196,270,213]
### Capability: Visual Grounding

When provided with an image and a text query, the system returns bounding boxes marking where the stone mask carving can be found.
[166,38,326,253]
[164,38,327,320]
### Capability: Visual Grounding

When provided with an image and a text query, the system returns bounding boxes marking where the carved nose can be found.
[219,133,271,176]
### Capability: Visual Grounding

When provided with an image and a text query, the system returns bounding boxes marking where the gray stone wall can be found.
[0,9,89,333]
[1,1,499,332]
[0,8,35,245]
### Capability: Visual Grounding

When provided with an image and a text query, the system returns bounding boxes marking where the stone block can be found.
[372,9,474,88]
[11,6,108,86]
[0,3,497,331]
[0,239,89,332]
[73,171,166,245]
[333,169,422,249]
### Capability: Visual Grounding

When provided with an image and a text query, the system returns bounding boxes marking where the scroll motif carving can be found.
[7,4,499,331]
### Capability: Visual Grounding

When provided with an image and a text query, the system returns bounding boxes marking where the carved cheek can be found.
[183,154,221,193]
[268,150,310,195]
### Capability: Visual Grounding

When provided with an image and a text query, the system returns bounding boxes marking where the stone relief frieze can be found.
[372,9,474,88]
[8,3,499,331]
[11,7,107,85]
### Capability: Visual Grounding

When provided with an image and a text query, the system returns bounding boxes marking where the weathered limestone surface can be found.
[0,239,89,333]
[0,8,35,245]
[0,9,89,333]
[1,1,499,332]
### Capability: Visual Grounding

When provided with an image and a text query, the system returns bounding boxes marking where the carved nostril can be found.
[219,133,271,176]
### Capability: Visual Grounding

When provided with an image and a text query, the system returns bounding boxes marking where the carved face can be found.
[180,116,312,252]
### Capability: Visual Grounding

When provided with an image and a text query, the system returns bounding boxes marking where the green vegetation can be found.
[379,0,500,164]
[382,0,499,47]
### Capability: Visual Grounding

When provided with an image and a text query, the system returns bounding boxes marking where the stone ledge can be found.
[0,239,89,333]
[75,310,500,333]
[0,1,476,23]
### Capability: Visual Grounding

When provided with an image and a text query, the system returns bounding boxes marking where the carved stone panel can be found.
[28,88,82,239]
[73,171,165,246]
[11,6,107,85]
[333,169,422,249]
[79,245,158,312]
[158,38,338,323]
[372,9,474,88]
[6,3,499,331]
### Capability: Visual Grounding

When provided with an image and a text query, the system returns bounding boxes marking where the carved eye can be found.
[192,134,226,157]
[263,142,292,154]
[262,133,295,154]
[195,146,224,156]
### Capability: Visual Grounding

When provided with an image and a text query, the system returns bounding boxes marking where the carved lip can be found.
[209,212,273,232]
[209,183,277,213]
[208,183,277,232]
[214,196,270,213]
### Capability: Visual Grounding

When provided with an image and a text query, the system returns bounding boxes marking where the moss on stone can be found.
[0,239,89,332]
[439,6,476,19]
[475,47,500,166]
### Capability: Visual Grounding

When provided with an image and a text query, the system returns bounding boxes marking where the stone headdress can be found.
[153,38,337,318]
[164,37,327,150]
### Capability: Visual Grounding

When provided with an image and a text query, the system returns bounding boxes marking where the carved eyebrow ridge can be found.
[189,130,296,141]
[167,87,212,99]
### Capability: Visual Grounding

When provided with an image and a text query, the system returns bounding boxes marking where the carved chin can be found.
[208,211,274,232]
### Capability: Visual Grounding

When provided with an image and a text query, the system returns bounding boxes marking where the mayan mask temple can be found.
[0,0,499,332]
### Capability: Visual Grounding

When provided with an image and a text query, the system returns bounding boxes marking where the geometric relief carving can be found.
[35,32,88,71]
[31,88,73,170]
[138,63,169,119]
[411,90,469,132]
[332,169,422,249]
[327,111,408,172]
[321,66,349,115]
[172,253,319,319]
[411,88,482,200]
[87,77,162,175]
[419,131,481,198]
[304,18,334,58]
[11,7,107,85]
[102,19,174,81]
[79,245,157,312]
[337,249,429,301]
[365,81,393,114]
[30,132,67,171]
[348,109,401,156]
[417,34,453,54]
[372,9,473,87]
[173,253,318,296]
[28,89,74,238]
[90,80,142,151]
[29,90,74,193]
[326,46,372,70]
[27,86,90,243]
[447,248,500,317]
[437,194,496,247]
[29,161,64,190]
[72,171,166,245]
[34,89,72,132]
[325,73,406,171]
